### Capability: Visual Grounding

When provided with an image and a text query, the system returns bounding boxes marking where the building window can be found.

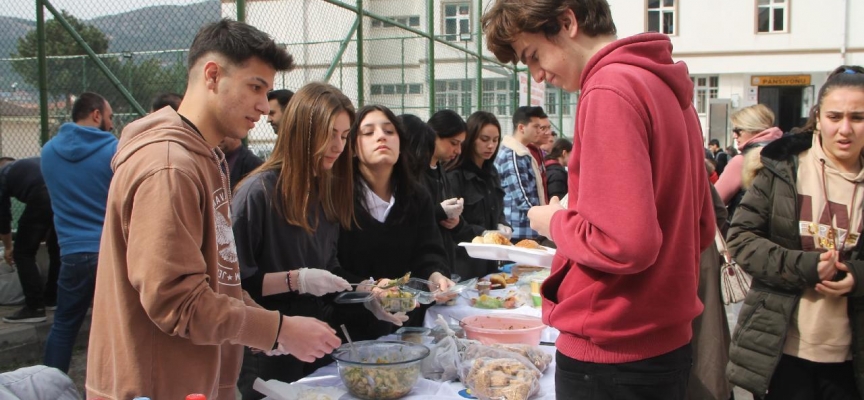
[757,0,787,33]
[480,79,512,117]
[444,3,471,41]
[545,86,573,116]
[436,79,473,116]
[692,76,719,115]
[371,84,423,95]
[371,16,421,28]
[647,0,676,35]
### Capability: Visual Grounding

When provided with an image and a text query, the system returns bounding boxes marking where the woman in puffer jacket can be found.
[715,104,783,221]
[726,65,864,400]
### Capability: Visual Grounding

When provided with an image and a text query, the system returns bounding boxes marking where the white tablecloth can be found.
[423,293,560,344]
[271,339,558,400]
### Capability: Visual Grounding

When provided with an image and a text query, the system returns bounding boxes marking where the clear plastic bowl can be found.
[460,314,545,346]
[331,340,430,400]
[379,291,417,313]
[401,277,477,304]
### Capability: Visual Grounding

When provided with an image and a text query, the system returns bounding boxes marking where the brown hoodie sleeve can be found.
[125,167,279,351]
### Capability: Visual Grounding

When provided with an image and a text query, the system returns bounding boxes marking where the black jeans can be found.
[556,344,692,400]
[13,195,60,309]
[762,354,859,400]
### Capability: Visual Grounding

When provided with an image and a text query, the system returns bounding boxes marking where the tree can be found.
[12,10,110,100]
[12,10,188,119]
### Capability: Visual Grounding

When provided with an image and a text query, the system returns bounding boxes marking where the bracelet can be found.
[286,271,297,292]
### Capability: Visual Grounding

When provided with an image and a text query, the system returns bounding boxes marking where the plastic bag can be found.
[0,251,24,305]
[459,343,542,400]
[421,316,476,381]
[489,344,552,373]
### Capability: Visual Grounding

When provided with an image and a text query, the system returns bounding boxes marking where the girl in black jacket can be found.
[334,105,455,340]
[544,138,572,200]
[447,111,511,279]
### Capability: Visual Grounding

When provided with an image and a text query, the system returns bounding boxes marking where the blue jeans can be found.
[43,253,98,373]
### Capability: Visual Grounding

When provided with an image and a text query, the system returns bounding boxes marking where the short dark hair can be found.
[187,19,294,72]
[427,109,468,139]
[482,0,617,64]
[150,92,183,112]
[71,92,106,123]
[267,89,294,109]
[708,139,720,147]
[512,106,548,129]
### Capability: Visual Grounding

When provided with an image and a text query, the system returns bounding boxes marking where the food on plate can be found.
[489,274,507,288]
[379,290,416,313]
[486,273,518,289]
[471,236,484,244]
[464,357,538,400]
[482,231,511,245]
[469,293,520,309]
[514,239,542,250]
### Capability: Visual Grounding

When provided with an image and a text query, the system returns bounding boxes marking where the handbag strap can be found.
[714,227,734,265]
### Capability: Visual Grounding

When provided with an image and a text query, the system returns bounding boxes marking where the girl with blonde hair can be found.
[715,103,784,217]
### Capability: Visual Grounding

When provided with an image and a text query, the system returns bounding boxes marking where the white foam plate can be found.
[458,243,509,261]
[458,242,555,267]
[507,246,555,267]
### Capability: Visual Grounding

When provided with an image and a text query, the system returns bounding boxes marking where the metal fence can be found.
[1,0,578,163]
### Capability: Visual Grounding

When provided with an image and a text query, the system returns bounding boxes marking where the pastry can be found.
[483,231,511,245]
[514,239,542,249]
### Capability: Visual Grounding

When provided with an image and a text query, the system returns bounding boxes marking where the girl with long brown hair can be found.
[232,82,356,398]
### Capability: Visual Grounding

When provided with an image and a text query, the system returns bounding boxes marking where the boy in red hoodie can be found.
[482,1,715,398]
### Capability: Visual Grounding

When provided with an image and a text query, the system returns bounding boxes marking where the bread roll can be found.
[483,231,511,245]
[514,239,542,249]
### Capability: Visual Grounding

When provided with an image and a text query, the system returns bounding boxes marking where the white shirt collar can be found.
[361,179,396,223]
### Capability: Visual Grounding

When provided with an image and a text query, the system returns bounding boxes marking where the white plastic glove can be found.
[364,295,410,326]
[497,224,513,239]
[440,198,464,219]
[297,268,352,296]
[264,342,290,356]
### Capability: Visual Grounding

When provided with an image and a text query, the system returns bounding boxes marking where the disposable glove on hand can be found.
[297,268,352,296]
[264,343,290,356]
[497,224,513,239]
[440,198,464,219]
[364,296,410,326]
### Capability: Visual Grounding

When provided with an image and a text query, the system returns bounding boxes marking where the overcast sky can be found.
[5,0,209,21]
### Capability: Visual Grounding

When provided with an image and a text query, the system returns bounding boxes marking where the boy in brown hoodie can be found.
[86,20,342,400]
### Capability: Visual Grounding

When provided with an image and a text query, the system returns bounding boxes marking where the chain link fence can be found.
[1,0,578,173]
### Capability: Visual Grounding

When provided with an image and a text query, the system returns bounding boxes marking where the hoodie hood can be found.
[113,107,217,172]
[738,126,784,152]
[50,123,118,162]
[582,33,693,110]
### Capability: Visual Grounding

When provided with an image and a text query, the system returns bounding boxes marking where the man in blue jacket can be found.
[41,92,117,373]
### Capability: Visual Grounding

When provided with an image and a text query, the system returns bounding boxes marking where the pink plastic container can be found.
[460,314,545,346]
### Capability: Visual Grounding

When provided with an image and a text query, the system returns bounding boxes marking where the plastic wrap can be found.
[489,343,553,372]
[458,344,542,400]
[421,316,477,381]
